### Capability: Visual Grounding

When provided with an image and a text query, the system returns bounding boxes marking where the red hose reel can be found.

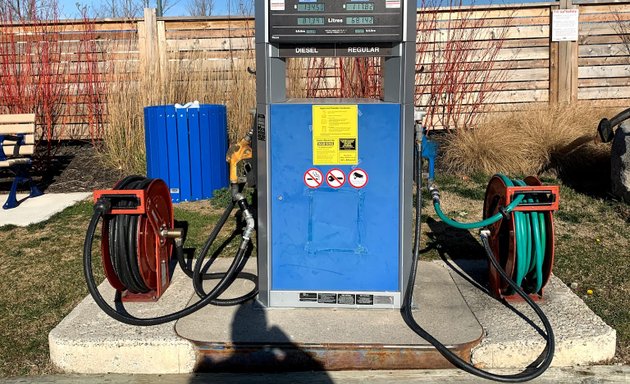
[482,176,559,301]
[93,178,176,302]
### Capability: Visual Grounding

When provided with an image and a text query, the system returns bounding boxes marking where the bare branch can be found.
[186,0,214,16]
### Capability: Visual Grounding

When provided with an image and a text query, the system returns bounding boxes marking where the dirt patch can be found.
[0,141,124,194]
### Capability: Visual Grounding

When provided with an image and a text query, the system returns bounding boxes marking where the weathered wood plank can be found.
[579,34,627,45]
[0,114,36,125]
[1,144,35,156]
[1,134,35,145]
[579,56,630,66]
[579,43,630,57]
[579,77,630,87]
[166,37,254,51]
[579,64,630,78]
[579,86,630,99]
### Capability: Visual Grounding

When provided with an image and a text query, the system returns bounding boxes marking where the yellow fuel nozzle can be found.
[226,135,253,185]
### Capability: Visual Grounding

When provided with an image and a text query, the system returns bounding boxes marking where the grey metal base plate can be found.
[174,258,483,371]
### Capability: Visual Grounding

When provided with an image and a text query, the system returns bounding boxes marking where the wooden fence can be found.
[0,0,628,135]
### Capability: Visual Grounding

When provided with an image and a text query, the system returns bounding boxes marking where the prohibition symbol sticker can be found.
[304,168,323,189]
[326,169,346,189]
[349,168,368,189]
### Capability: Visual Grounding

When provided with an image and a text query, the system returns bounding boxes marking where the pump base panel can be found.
[175,258,482,371]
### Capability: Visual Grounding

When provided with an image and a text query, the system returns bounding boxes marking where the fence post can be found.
[139,8,160,83]
[556,0,579,104]
[549,4,559,105]
[157,19,168,86]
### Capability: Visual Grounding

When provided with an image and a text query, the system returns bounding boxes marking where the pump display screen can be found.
[346,16,374,25]
[297,3,324,12]
[268,0,404,44]
[346,3,374,11]
[297,17,325,25]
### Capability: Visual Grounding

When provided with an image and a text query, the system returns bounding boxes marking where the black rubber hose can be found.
[176,200,235,282]
[191,194,258,305]
[109,176,151,294]
[599,107,630,143]
[83,179,257,326]
[608,107,630,129]
[172,197,258,305]
[400,134,555,382]
[84,207,252,326]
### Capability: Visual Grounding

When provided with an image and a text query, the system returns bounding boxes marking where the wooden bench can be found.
[0,113,43,209]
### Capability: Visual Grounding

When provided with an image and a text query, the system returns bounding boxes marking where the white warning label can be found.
[349,169,368,189]
[304,168,323,189]
[326,169,346,189]
[270,0,285,11]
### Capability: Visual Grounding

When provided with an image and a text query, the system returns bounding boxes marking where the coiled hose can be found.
[401,139,554,382]
[83,178,257,326]
[432,175,547,294]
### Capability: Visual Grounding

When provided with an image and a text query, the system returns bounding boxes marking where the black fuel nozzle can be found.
[93,197,112,214]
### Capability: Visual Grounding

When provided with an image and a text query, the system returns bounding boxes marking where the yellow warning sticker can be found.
[312,105,358,165]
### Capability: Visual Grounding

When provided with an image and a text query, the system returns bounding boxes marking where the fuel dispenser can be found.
[254,0,416,308]
[83,1,559,381]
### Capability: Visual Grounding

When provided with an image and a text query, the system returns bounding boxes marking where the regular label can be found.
[300,293,317,302]
[312,105,358,165]
[356,294,374,305]
[257,114,266,141]
[337,294,356,305]
[318,293,337,304]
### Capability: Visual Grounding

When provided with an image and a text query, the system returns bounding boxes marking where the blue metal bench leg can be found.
[3,176,21,209]
[29,177,43,198]
[2,165,42,210]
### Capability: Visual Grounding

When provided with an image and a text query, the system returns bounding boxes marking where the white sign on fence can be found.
[552,9,579,42]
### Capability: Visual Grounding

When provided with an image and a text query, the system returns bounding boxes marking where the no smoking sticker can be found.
[304,168,323,189]
[326,169,346,189]
[349,169,368,189]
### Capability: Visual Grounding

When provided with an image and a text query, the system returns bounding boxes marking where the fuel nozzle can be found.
[227,137,253,185]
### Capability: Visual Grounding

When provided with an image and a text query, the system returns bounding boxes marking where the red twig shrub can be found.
[0,0,105,163]
[416,0,512,131]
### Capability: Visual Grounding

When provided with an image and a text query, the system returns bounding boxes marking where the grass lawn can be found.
[0,179,628,376]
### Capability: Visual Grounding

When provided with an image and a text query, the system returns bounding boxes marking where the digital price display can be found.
[268,0,404,44]
[297,17,325,25]
[346,3,374,11]
[347,16,374,25]
[297,3,324,12]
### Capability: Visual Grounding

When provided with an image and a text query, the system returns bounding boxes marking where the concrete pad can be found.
[439,259,617,368]
[49,258,482,373]
[48,268,197,374]
[175,258,482,371]
[50,257,618,374]
[0,192,91,227]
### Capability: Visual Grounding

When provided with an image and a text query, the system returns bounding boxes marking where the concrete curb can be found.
[2,366,630,383]
[436,260,617,368]
[48,272,197,374]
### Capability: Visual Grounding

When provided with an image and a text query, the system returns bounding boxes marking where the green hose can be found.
[432,174,547,293]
